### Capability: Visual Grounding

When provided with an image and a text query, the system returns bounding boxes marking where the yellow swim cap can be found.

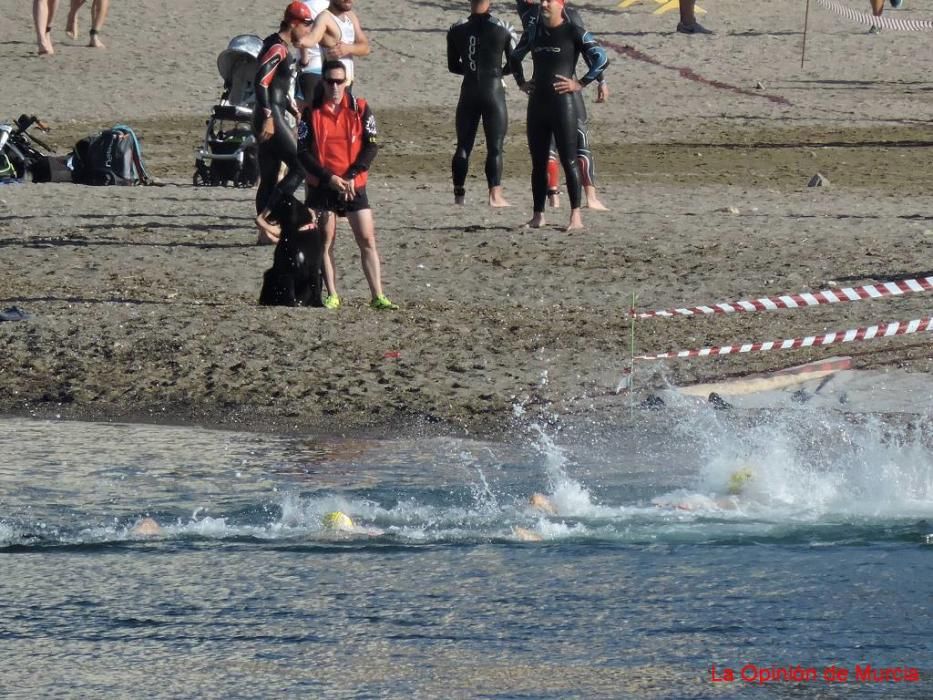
[322,511,354,531]
[727,467,754,495]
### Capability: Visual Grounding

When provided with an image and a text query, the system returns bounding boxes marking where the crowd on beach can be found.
[28,0,910,311]
[247,0,717,312]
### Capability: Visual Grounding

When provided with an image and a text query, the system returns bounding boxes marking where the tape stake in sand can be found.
[637,276,933,319]
[636,317,933,361]
[816,0,933,31]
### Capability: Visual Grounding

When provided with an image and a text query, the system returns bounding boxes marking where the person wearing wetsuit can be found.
[515,0,608,210]
[254,2,331,243]
[447,0,518,207]
[509,0,608,230]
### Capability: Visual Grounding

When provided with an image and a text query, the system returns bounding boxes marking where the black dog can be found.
[258,195,324,307]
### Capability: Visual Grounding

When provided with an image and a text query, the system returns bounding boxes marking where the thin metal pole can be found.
[801,0,812,69]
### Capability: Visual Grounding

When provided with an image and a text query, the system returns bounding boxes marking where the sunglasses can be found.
[323,77,346,86]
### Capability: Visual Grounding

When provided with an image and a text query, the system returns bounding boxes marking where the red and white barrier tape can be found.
[636,276,933,319]
[635,317,933,361]
[816,0,933,31]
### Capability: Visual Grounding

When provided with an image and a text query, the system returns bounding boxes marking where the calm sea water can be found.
[1,407,930,698]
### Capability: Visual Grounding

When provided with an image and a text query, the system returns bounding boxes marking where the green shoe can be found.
[323,294,341,309]
[370,294,398,311]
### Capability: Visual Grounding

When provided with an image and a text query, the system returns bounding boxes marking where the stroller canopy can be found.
[217,34,264,84]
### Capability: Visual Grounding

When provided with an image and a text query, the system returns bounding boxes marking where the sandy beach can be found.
[1,0,932,437]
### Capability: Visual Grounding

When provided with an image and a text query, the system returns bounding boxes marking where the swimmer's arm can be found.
[508,28,532,86]
[255,44,288,118]
[447,29,464,75]
[576,28,609,87]
[501,23,519,75]
[344,104,378,178]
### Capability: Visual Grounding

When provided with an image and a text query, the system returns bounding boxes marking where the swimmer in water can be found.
[656,467,755,511]
[321,510,383,536]
[512,492,557,541]
[130,517,162,537]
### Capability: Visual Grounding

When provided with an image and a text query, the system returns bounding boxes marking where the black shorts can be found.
[306,185,370,217]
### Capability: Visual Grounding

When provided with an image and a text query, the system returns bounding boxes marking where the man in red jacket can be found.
[299,60,397,310]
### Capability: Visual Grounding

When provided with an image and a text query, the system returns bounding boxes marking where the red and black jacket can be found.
[297,93,378,189]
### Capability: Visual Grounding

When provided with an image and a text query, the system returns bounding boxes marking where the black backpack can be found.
[72,125,152,186]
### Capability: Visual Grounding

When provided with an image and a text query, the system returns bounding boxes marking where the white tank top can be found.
[301,0,330,74]
[322,9,356,82]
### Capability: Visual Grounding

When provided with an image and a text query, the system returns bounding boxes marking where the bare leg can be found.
[34,0,57,55]
[525,212,546,228]
[320,212,338,297]
[547,192,560,209]
[488,186,510,208]
[566,208,583,232]
[583,185,608,211]
[870,0,883,14]
[88,0,108,47]
[347,209,384,299]
[66,0,86,38]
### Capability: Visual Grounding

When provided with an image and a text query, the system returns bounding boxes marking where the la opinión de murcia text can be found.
[710,664,920,685]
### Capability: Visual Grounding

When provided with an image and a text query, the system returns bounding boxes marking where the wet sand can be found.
[2,0,932,437]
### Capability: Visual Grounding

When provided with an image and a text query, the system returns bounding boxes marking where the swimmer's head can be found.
[529,492,557,515]
[322,511,354,531]
[284,1,314,24]
[130,517,162,537]
[727,467,754,495]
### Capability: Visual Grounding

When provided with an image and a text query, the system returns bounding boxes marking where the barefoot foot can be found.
[584,187,609,211]
[88,29,105,48]
[255,214,281,244]
[66,11,79,39]
[488,186,511,208]
[524,213,546,229]
[565,209,583,231]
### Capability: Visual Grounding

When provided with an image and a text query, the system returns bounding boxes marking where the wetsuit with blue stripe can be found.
[447,12,518,196]
[515,0,602,189]
[509,14,608,211]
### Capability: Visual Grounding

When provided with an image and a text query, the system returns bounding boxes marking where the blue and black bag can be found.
[72,124,152,186]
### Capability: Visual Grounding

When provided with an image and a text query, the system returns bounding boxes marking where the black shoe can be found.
[676,21,714,35]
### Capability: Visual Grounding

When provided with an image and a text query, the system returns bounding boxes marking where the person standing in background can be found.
[65,0,111,48]
[447,0,518,207]
[33,0,59,55]
[298,0,331,103]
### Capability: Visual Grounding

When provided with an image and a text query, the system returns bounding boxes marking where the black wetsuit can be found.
[447,13,518,195]
[515,1,602,189]
[253,33,302,215]
[510,17,608,211]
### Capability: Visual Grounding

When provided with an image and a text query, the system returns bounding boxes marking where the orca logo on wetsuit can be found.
[468,35,477,72]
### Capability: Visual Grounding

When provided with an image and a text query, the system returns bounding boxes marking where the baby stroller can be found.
[193,34,262,187]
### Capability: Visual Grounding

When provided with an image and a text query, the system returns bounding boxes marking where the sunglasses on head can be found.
[324,77,346,86]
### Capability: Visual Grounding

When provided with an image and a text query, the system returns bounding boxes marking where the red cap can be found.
[284,1,313,23]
